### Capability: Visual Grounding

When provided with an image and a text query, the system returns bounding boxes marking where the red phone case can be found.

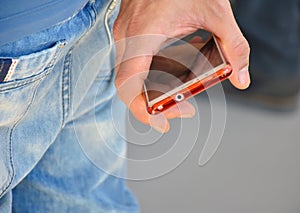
[144,30,232,115]
[146,65,232,114]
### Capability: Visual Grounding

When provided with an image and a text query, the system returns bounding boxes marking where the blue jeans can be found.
[0,0,139,212]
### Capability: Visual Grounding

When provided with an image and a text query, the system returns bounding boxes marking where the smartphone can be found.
[143,29,232,115]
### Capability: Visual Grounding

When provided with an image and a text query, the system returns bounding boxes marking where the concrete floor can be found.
[126,87,300,213]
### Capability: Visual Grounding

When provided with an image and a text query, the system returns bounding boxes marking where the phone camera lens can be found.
[175,93,184,102]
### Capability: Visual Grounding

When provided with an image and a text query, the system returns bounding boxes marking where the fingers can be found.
[115,55,196,133]
[115,39,196,133]
[113,0,251,133]
[163,101,195,119]
[221,35,251,90]
[202,0,251,89]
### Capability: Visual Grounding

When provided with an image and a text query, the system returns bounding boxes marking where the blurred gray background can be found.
[125,0,300,211]
[126,91,300,213]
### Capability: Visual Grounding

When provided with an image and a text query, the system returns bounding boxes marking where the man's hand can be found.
[113,0,250,133]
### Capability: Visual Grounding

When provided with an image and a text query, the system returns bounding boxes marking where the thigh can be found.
[0,23,67,204]
[10,0,139,212]
[0,0,118,212]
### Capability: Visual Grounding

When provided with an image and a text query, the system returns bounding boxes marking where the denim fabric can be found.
[0,0,89,46]
[233,0,300,79]
[0,0,139,212]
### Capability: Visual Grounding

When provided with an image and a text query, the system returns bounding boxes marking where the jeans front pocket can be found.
[0,40,66,92]
[0,40,66,198]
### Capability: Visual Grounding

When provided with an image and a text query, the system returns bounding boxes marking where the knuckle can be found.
[211,0,231,18]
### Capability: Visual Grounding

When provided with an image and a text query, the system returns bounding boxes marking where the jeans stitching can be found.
[0,41,66,92]
[86,1,97,29]
[62,49,73,125]
[0,128,13,199]
[0,82,40,198]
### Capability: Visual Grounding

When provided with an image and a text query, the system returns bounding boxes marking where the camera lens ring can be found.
[175,93,184,102]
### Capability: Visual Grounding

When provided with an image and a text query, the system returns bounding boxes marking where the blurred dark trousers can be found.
[233,0,300,82]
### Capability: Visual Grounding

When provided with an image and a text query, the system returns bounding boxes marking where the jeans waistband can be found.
[0,0,120,90]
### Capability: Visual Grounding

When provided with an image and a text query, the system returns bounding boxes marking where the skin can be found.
[146,36,219,95]
[113,0,251,133]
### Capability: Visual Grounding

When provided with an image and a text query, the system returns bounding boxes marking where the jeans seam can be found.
[62,49,72,125]
[0,82,40,198]
[102,0,119,65]
[87,1,97,29]
[0,128,13,199]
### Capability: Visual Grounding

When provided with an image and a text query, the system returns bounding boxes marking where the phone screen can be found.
[144,29,231,114]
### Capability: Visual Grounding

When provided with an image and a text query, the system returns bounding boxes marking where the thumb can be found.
[203,2,251,89]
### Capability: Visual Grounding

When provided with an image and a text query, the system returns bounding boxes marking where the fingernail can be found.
[181,113,195,118]
[238,67,249,85]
